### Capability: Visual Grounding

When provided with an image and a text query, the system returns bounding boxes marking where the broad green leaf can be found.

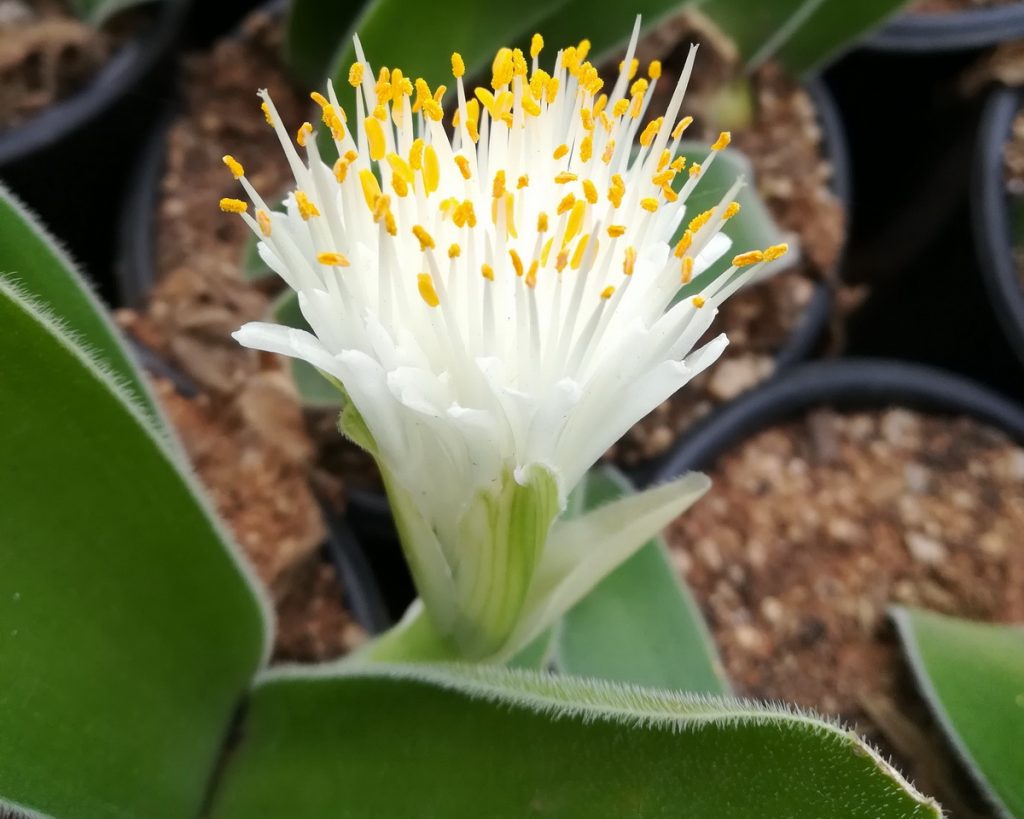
[242,230,273,282]
[0,184,160,428]
[673,143,790,301]
[504,471,710,659]
[210,663,941,819]
[285,0,366,88]
[69,0,160,27]
[699,0,913,76]
[0,283,269,819]
[893,607,1024,819]
[271,290,343,408]
[556,467,729,694]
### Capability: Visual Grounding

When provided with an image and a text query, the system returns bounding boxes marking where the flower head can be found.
[224,20,787,658]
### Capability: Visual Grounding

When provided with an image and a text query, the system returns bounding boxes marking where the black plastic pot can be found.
[972,85,1024,370]
[870,4,1024,52]
[0,0,190,297]
[651,357,1024,483]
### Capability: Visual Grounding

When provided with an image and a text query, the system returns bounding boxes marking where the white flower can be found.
[220,20,787,659]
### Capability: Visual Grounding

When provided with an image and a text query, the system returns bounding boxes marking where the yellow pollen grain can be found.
[640,197,659,213]
[451,52,465,78]
[688,162,702,178]
[260,101,273,126]
[412,225,436,251]
[571,233,590,269]
[219,197,247,214]
[600,285,615,300]
[256,209,271,236]
[712,131,731,151]
[448,243,461,259]
[554,172,577,184]
[517,174,529,189]
[364,118,386,161]
[724,201,741,219]
[582,179,598,204]
[417,273,440,307]
[423,145,440,193]
[764,243,789,261]
[222,155,244,179]
[348,62,364,87]
[317,252,350,267]
[607,225,625,238]
[295,191,320,220]
[481,263,495,281]
[732,250,765,267]
[537,212,549,233]
[509,248,524,277]
[553,144,569,160]
[455,155,472,179]
[623,246,637,276]
[672,116,693,140]
[648,60,662,80]
[359,170,382,210]
[681,255,694,283]
[692,295,705,308]
[296,121,313,147]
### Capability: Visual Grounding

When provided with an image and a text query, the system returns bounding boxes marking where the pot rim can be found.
[868,5,1024,53]
[971,84,1024,369]
[0,0,188,167]
[651,357,1024,483]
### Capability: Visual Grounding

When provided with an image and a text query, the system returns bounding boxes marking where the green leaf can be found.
[699,0,913,76]
[69,0,159,28]
[285,0,366,88]
[556,467,729,694]
[0,282,268,819]
[503,471,710,660]
[673,143,790,301]
[271,290,343,408]
[209,663,941,819]
[0,184,160,429]
[893,606,1024,819]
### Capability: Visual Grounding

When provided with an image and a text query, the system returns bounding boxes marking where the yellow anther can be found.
[563,46,580,74]
[692,295,706,308]
[674,230,693,258]
[384,210,397,236]
[601,140,616,164]
[724,201,741,220]
[672,116,693,140]
[530,33,544,59]
[522,97,541,117]
[580,135,593,163]
[409,138,424,170]
[454,199,477,228]
[661,185,679,203]
[450,51,466,79]
[391,174,409,197]
[657,149,672,171]
[607,225,625,238]
[681,255,694,283]
[348,62,364,87]
[554,172,578,185]
[517,174,529,189]
[219,197,247,214]
[537,212,549,233]
[372,104,388,121]
[296,122,314,147]
[670,156,687,172]
[448,243,461,259]
[618,57,638,80]
[481,263,495,281]
[359,170,382,210]
[611,99,629,118]
[509,248,524,278]
[423,145,440,193]
[577,39,592,60]
[455,155,472,180]
[372,193,390,222]
[256,209,271,236]
[555,250,569,272]
[412,225,436,251]
[540,237,554,266]
[417,273,440,307]
[553,144,569,160]
[421,99,444,121]
[570,233,590,269]
[332,157,349,183]
[580,108,594,131]
[689,209,713,233]
[295,191,320,220]
[544,76,559,104]
[601,285,615,300]
[386,153,415,184]
[344,149,358,162]
[638,116,663,146]
[311,91,329,107]
[623,246,637,276]
[222,155,244,179]
[494,90,515,119]
[648,60,662,80]
[582,179,598,204]
[763,243,789,261]
[557,193,576,215]
[434,85,446,102]
[629,92,644,119]
[565,200,586,243]
[475,87,497,116]
[524,260,538,288]
[629,78,649,97]
[732,250,765,267]
[317,252,350,267]
[640,197,659,213]
[261,101,273,126]
[711,131,731,151]
[491,47,515,89]
[364,118,386,161]
[489,170,505,199]
[688,162,702,178]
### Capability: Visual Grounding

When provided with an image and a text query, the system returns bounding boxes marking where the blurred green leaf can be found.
[893,607,1024,819]
[286,0,366,88]
[0,184,159,428]
[556,466,729,694]
[210,663,941,819]
[0,282,268,819]
[70,0,160,27]
[271,290,343,408]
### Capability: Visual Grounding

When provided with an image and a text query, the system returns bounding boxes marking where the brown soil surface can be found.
[666,407,1024,816]
[0,0,134,130]
[914,0,1019,13]
[609,16,845,467]
[118,13,366,662]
